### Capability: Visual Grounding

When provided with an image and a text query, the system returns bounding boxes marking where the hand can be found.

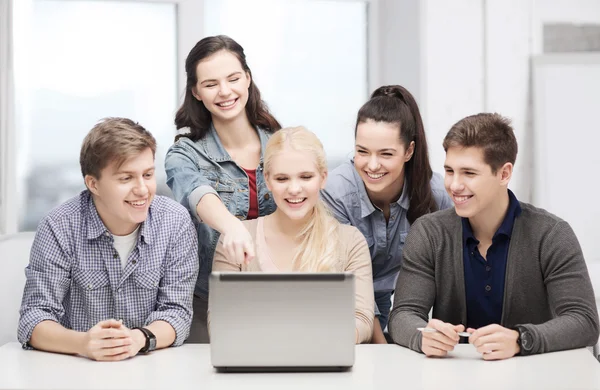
[371,317,388,344]
[222,219,255,265]
[467,324,520,360]
[78,319,133,361]
[421,319,464,357]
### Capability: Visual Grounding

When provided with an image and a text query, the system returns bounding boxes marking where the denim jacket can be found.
[165,123,276,297]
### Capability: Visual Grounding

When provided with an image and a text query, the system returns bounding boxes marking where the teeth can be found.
[454,196,470,202]
[287,198,305,204]
[217,99,236,107]
[366,172,385,179]
[128,200,146,206]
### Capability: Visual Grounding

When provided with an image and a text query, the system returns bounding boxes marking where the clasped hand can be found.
[78,319,146,361]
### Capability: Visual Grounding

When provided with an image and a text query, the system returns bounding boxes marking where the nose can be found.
[288,179,301,195]
[218,81,232,97]
[449,174,465,193]
[133,177,149,196]
[368,155,380,172]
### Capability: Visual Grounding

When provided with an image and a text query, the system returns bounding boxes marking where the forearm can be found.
[371,317,387,344]
[196,194,239,234]
[145,320,177,350]
[388,308,428,352]
[29,320,85,355]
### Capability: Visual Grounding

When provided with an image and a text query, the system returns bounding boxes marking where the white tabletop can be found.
[0,342,598,390]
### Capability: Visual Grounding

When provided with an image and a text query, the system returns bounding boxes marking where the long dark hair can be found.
[174,35,281,141]
[355,85,437,224]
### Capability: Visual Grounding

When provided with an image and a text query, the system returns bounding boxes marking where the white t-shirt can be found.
[112,227,139,269]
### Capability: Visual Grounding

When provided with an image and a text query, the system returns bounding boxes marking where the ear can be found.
[191,86,201,102]
[405,141,415,162]
[84,174,100,196]
[264,173,272,192]
[498,162,513,185]
[246,71,252,88]
[320,171,328,190]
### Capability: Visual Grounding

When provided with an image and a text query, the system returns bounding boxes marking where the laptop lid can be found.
[209,272,355,370]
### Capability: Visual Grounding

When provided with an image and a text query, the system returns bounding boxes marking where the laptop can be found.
[209,272,356,372]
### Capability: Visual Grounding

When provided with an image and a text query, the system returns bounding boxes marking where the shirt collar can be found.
[462,189,522,245]
[84,190,153,244]
[352,162,410,218]
[201,122,269,164]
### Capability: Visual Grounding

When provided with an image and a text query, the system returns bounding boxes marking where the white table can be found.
[0,342,598,390]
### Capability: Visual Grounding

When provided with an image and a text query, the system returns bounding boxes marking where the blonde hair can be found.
[264,126,340,272]
[80,117,156,179]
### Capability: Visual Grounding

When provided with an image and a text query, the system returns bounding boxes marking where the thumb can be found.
[97,319,122,329]
[453,324,465,332]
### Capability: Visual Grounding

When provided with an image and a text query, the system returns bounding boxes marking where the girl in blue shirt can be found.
[322,85,452,343]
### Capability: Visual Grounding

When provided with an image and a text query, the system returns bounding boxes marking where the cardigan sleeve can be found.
[387,218,435,353]
[519,220,599,354]
[342,226,375,344]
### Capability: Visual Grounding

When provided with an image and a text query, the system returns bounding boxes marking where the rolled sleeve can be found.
[18,218,72,347]
[188,185,219,222]
[144,215,199,346]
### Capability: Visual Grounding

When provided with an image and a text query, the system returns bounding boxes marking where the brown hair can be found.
[80,117,157,179]
[175,35,281,141]
[355,85,437,224]
[442,113,518,173]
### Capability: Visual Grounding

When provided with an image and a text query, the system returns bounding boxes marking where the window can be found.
[204,0,369,168]
[14,0,177,231]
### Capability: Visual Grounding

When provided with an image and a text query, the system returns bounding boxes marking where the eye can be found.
[356,149,368,155]
[465,172,476,176]
[205,84,216,88]
[144,172,154,179]
[444,169,453,174]
[229,78,240,83]
[381,153,393,157]
[301,175,314,180]
[275,177,287,182]
[120,176,132,182]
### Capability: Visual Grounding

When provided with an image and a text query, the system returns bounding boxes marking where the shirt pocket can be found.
[199,167,237,214]
[72,269,112,328]
[131,268,162,320]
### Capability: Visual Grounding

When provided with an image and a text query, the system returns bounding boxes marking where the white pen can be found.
[417,327,472,337]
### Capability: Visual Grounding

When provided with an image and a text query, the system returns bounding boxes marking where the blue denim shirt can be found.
[165,123,276,297]
[321,161,453,314]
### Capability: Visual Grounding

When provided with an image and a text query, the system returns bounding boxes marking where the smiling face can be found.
[354,119,414,202]
[444,146,512,220]
[265,147,327,223]
[192,50,251,124]
[85,147,156,235]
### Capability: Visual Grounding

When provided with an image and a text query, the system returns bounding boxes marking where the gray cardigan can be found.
[388,202,599,355]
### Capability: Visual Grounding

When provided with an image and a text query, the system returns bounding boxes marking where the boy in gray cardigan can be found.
[388,113,599,360]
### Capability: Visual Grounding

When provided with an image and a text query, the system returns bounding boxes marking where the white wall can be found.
[377,0,600,203]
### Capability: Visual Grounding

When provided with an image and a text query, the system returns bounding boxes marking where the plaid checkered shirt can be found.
[18,190,199,348]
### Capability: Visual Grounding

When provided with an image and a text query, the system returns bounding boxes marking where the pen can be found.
[417,327,472,337]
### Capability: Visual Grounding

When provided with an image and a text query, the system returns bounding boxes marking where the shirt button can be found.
[485,266,491,272]
[263,193,270,200]
[485,285,492,292]
[470,252,475,256]
[132,259,137,265]
[104,232,110,237]
[87,284,93,289]
[113,254,118,259]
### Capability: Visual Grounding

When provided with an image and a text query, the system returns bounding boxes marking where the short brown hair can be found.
[80,117,157,178]
[443,113,517,173]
